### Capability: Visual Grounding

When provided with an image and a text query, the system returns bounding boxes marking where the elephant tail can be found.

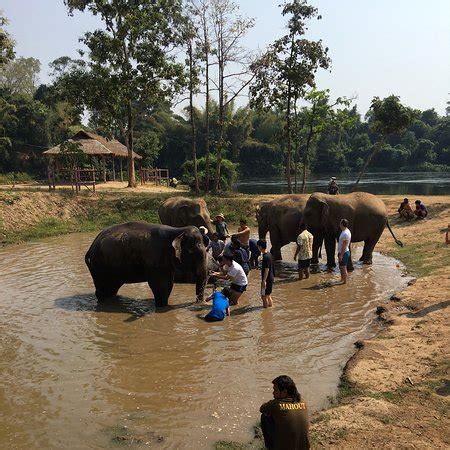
[386,220,403,247]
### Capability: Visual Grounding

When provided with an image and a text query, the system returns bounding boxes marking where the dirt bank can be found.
[0,190,449,448]
[310,196,450,448]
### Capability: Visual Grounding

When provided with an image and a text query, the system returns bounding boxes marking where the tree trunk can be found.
[126,101,136,188]
[301,103,316,194]
[286,87,292,194]
[213,25,224,193]
[203,11,211,192]
[294,142,298,193]
[353,140,383,190]
[189,40,200,194]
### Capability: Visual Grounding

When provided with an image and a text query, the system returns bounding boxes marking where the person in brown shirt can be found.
[260,375,309,450]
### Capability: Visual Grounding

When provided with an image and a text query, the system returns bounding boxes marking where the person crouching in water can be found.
[231,238,250,275]
[204,287,231,322]
[257,240,274,308]
[211,255,248,305]
[260,375,309,450]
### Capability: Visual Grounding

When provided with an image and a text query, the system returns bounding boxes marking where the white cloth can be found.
[225,261,248,286]
[338,228,351,253]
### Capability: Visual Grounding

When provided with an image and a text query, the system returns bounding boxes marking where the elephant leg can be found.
[148,274,170,307]
[270,244,283,261]
[347,247,354,272]
[93,275,123,300]
[324,236,336,268]
[361,239,378,264]
[311,235,323,265]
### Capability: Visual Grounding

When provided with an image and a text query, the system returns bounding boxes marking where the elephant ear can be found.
[320,201,329,229]
[172,233,184,262]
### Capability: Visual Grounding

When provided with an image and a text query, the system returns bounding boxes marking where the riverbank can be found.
[0,190,449,448]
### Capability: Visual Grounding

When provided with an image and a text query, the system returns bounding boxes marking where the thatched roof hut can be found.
[43,139,112,156]
[71,130,142,159]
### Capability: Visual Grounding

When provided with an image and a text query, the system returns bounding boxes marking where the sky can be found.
[2,0,450,115]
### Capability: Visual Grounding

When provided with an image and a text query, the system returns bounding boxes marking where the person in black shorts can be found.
[257,240,274,308]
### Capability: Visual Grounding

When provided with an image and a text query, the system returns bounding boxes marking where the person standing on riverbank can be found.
[327,177,339,195]
[260,375,310,450]
[294,223,314,280]
[338,219,351,284]
[257,240,274,308]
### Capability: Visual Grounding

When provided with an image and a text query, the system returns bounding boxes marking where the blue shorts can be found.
[230,283,247,293]
[339,251,350,267]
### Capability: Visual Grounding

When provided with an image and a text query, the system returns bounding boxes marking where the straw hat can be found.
[215,213,225,220]
[199,226,208,234]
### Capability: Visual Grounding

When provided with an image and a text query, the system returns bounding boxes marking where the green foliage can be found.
[0,14,15,67]
[0,57,41,96]
[134,132,162,168]
[370,95,414,136]
[182,154,237,191]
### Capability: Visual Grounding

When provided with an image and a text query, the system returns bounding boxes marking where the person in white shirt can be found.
[338,218,351,284]
[211,255,248,305]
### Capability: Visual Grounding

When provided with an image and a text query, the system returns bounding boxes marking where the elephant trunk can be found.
[258,222,268,240]
[195,271,208,303]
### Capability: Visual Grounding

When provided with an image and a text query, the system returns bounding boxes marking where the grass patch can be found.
[0,172,36,184]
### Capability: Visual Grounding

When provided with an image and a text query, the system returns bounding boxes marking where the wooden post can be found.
[120,158,123,182]
[102,156,107,183]
[112,157,116,182]
[92,167,96,193]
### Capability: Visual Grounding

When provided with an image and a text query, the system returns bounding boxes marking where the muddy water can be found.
[0,233,408,449]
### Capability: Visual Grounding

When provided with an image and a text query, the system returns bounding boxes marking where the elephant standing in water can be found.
[159,196,215,235]
[302,192,403,269]
[256,194,309,260]
[85,222,208,307]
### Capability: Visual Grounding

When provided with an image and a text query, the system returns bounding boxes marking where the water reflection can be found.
[235,172,450,195]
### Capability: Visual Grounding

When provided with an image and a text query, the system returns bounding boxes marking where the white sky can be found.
[2,0,450,115]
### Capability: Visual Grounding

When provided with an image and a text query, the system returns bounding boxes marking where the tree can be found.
[0,57,40,96]
[210,0,255,191]
[250,0,330,193]
[134,131,161,168]
[62,0,187,187]
[0,13,15,67]
[354,95,413,188]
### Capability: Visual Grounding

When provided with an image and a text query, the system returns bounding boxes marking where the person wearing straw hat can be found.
[327,177,339,195]
[213,213,230,241]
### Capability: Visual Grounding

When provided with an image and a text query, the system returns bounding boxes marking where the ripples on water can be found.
[0,233,409,449]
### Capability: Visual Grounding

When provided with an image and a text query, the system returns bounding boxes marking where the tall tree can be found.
[63,0,186,187]
[354,95,413,188]
[0,13,15,67]
[210,0,254,191]
[0,57,40,96]
[250,0,330,193]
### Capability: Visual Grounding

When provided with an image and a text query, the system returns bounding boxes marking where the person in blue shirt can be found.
[204,288,231,322]
[249,238,261,268]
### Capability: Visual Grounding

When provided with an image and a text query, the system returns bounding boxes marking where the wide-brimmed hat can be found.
[215,213,225,220]
[199,226,208,234]
[331,177,336,180]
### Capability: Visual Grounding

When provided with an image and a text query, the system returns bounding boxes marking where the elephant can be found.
[158,196,215,236]
[302,192,403,269]
[85,222,208,307]
[256,194,309,260]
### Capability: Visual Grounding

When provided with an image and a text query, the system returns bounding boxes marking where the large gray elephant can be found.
[256,194,309,260]
[158,196,215,235]
[302,192,403,269]
[85,222,208,307]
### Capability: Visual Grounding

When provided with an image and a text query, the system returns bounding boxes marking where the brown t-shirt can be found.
[260,398,309,450]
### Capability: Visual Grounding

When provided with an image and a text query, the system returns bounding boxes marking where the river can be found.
[234,172,450,195]
[0,233,409,449]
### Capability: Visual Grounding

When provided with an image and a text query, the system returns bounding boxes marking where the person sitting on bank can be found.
[231,238,250,275]
[211,255,248,305]
[327,177,339,195]
[260,375,310,450]
[414,199,428,219]
[207,233,225,261]
[398,198,414,220]
[257,240,274,308]
[204,287,231,322]
[212,213,230,241]
[338,219,351,284]
[294,223,314,280]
